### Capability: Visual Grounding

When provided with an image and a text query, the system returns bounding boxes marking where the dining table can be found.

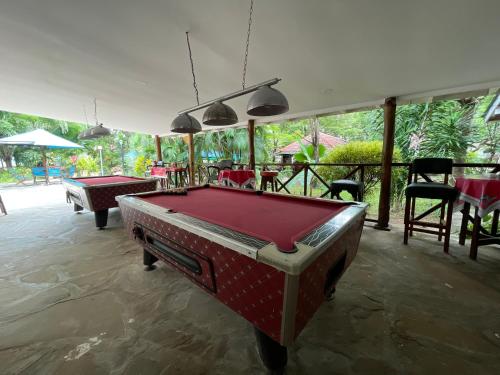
[455,174,500,259]
[218,169,256,189]
[150,166,187,189]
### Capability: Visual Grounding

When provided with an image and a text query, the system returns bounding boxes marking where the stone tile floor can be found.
[0,184,499,374]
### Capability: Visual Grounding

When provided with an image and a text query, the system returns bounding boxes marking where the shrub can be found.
[76,155,99,175]
[0,169,15,183]
[134,155,152,177]
[0,167,32,183]
[317,141,404,200]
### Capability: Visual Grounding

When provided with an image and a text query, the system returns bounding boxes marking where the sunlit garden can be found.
[1,95,498,221]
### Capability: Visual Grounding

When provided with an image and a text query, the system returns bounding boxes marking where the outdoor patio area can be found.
[1,184,499,374]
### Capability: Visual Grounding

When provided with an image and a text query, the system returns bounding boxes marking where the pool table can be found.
[116,185,367,373]
[63,175,158,229]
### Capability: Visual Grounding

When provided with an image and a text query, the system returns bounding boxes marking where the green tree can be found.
[0,111,29,167]
[317,141,403,197]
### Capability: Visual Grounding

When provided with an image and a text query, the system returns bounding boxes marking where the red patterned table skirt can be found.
[218,169,256,189]
[455,175,500,218]
[151,166,186,176]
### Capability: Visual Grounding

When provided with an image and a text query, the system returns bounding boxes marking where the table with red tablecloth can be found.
[150,166,187,188]
[218,169,256,189]
[455,175,500,259]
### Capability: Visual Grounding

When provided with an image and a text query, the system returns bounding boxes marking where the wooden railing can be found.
[195,162,499,224]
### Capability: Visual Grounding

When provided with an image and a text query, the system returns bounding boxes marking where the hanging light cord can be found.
[83,105,89,126]
[242,0,254,90]
[93,98,100,125]
[186,32,200,105]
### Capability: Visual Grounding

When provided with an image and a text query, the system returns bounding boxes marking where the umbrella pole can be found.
[42,147,48,185]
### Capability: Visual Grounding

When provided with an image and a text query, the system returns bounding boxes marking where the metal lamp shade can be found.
[202,101,238,126]
[79,125,110,140]
[78,128,91,140]
[170,113,202,133]
[89,124,111,138]
[247,86,289,116]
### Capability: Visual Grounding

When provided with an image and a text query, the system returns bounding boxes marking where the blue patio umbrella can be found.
[0,129,83,183]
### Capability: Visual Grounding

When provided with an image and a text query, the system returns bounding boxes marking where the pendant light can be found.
[203,101,238,125]
[88,124,111,138]
[171,113,201,133]
[247,85,289,116]
[79,99,111,139]
[78,128,90,140]
[170,32,202,134]
[170,0,289,133]
[242,0,288,117]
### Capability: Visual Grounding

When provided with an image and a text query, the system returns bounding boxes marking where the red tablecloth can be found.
[455,175,500,217]
[218,170,256,189]
[151,167,167,176]
[151,166,186,177]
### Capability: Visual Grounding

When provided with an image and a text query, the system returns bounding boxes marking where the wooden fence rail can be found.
[194,162,499,225]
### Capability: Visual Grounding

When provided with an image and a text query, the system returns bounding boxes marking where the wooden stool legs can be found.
[403,195,411,245]
[260,176,277,192]
[403,196,454,253]
[443,200,454,253]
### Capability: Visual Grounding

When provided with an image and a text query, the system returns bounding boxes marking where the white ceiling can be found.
[1,0,500,136]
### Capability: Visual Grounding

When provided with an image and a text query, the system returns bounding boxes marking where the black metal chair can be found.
[330,179,363,201]
[404,158,458,253]
[207,159,233,184]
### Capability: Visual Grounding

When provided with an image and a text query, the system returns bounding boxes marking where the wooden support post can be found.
[42,147,49,185]
[375,97,397,230]
[303,165,308,196]
[248,119,256,171]
[154,135,162,161]
[310,117,320,162]
[187,133,195,186]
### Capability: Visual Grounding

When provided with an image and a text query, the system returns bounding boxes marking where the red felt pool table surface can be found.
[76,176,145,186]
[138,186,348,251]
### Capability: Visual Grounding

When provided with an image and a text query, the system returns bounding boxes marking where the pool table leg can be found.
[94,209,108,229]
[143,249,158,271]
[254,328,287,374]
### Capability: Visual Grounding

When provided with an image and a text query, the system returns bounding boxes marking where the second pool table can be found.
[63,175,158,228]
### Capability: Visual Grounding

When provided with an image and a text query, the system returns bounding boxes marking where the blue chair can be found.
[32,166,65,183]
[8,168,30,185]
[32,167,47,184]
[66,165,76,177]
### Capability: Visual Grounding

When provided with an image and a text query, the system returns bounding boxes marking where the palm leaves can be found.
[368,100,479,162]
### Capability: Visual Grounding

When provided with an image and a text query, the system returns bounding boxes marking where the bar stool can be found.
[330,180,363,201]
[170,168,185,188]
[0,194,6,215]
[403,158,458,253]
[260,171,279,192]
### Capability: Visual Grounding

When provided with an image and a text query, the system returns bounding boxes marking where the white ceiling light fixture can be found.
[172,0,288,133]
[79,99,111,139]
